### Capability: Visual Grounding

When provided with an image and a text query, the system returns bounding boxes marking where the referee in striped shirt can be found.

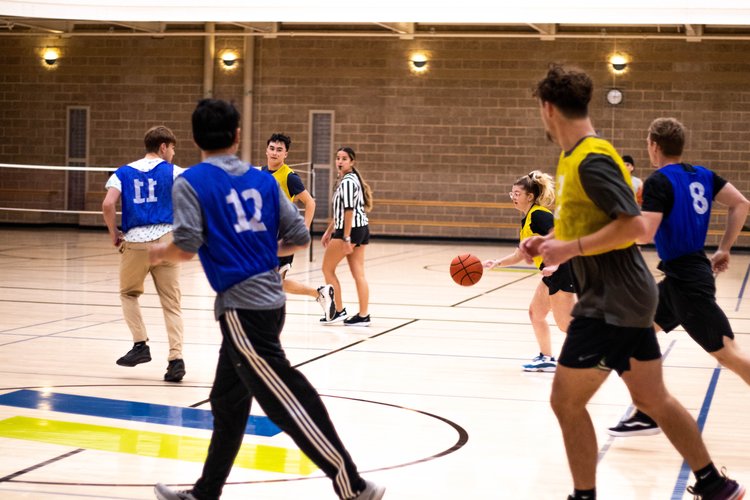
[321,146,373,326]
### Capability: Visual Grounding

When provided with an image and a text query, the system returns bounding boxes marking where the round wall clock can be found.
[606,88,623,105]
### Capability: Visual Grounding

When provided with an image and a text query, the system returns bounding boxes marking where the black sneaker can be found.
[344,314,371,327]
[607,409,661,437]
[116,343,152,367]
[687,468,746,499]
[164,359,186,382]
[321,307,347,325]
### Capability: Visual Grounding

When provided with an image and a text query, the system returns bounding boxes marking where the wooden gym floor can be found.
[0,226,749,499]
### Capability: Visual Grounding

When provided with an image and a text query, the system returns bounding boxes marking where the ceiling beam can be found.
[685,24,704,42]
[227,22,274,33]
[374,22,415,39]
[106,21,161,33]
[528,23,556,41]
[2,19,65,33]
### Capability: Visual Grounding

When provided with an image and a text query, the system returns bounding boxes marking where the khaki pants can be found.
[119,232,184,361]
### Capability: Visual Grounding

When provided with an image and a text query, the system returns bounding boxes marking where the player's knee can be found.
[711,343,742,368]
[529,306,546,323]
[550,389,579,416]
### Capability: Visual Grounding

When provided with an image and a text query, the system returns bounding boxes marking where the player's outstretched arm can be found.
[149,242,195,264]
[484,248,524,268]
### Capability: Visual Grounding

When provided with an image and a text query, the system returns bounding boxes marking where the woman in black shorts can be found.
[320,146,373,326]
[484,170,576,372]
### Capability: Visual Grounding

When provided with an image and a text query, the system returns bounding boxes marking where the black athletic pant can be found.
[192,307,365,500]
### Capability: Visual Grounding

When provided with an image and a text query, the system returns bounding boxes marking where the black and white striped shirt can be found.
[332,172,368,229]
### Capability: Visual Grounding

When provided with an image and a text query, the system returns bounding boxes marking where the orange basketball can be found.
[450,254,483,286]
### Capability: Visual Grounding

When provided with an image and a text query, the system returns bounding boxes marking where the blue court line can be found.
[0,389,281,437]
[670,365,723,500]
[735,262,750,312]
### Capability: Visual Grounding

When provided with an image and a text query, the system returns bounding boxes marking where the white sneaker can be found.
[154,483,198,500]
[522,353,557,372]
[353,480,386,499]
[279,263,292,278]
[316,284,336,321]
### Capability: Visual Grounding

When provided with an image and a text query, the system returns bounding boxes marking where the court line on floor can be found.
[0,449,84,483]
[0,384,468,489]
[735,261,750,312]
[0,318,124,348]
[450,272,537,307]
[286,244,456,280]
[0,313,92,334]
[670,364,723,500]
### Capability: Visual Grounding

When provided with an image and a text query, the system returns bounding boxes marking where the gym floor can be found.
[0,227,749,499]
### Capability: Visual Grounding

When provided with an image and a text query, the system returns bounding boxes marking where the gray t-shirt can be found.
[568,154,658,328]
[171,155,310,319]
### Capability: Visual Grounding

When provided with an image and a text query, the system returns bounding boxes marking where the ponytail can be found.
[337,146,373,212]
[514,170,555,208]
[352,166,373,212]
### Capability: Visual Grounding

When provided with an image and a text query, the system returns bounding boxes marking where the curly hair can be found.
[532,63,592,119]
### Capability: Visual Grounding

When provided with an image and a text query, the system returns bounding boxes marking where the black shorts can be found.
[541,261,576,295]
[332,225,370,246]
[654,275,733,352]
[558,317,662,375]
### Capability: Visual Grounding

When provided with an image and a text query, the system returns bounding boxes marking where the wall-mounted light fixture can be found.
[609,53,628,74]
[220,51,239,69]
[42,48,60,66]
[409,52,429,74]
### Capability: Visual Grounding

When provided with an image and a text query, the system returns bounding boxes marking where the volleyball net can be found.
[0,160,318,261]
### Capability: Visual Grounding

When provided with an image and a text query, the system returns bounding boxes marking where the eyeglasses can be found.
[508,191,526,199]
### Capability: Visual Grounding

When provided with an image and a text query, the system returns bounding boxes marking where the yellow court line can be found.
[0,416,316,475]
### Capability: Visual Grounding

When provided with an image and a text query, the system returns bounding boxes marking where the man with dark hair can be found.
[262,132,336,322]
[621,154,642,203]
[609,117,750,448]
[521,64,743,500]
[102,125,186,382]
[149,99,384,500]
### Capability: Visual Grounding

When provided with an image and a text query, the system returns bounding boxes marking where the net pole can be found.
[309,162,315,263]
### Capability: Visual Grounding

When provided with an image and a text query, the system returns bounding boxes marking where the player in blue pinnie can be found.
[607,118,750,459]
[149,99,384,500]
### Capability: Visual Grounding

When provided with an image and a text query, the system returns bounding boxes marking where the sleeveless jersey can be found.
[268,163,296,201]
[181,162,280,293]
[653,163,713,262]
[520,204,552,270]
[554,136,634,255]
[115,161,174,232]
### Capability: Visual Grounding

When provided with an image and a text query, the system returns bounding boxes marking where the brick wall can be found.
[1,35,748,244]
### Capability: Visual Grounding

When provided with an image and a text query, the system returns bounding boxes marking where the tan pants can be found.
[119,232,184,361]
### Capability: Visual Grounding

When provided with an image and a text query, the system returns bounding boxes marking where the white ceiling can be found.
[2,0,750,40]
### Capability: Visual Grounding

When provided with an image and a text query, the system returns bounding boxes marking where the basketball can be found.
[450,254,483,286]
